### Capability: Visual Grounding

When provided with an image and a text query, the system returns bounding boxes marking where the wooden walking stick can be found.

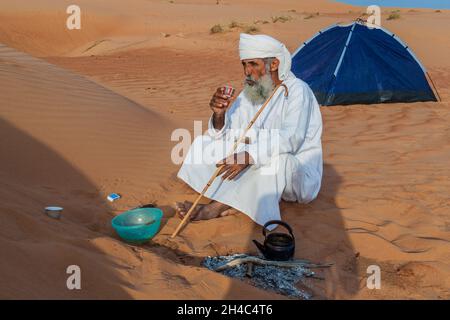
[171,83,288,238]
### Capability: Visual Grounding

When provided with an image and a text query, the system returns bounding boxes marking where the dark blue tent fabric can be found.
[291,22,437,106]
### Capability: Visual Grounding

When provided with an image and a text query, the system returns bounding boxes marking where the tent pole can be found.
[426,71,442,102]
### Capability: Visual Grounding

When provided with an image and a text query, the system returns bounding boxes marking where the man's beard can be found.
[243,73,274,106]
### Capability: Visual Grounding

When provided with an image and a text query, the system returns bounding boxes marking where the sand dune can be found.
[0,0,449,299]
[0,44,280,299]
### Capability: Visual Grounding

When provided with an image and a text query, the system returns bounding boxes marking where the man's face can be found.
[241,58,267,85]
[241,58,275,105]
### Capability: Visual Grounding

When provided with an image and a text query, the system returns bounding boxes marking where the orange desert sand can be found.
[0,0,449,299]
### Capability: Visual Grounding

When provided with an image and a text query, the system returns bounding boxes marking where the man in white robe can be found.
[175,33,323,228]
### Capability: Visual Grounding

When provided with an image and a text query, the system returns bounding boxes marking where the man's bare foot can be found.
[219,208,239,217]
[196,201,232,220]
[174,200,233,221]
[174,201,204,220]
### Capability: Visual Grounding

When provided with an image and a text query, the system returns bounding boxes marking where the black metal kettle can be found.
[252,220,295,261]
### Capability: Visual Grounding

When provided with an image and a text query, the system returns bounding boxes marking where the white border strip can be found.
[378,26,427,73]
[333,23,356,77]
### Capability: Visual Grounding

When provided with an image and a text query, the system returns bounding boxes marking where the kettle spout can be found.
[252,240,266,256]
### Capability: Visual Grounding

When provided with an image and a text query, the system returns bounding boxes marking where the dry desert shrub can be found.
[387,13,401,20]
[210,24,224,34]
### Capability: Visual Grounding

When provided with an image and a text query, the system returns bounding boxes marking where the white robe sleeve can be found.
[246,82,316,168]
[207,96,246,141]
[207,113,229,139]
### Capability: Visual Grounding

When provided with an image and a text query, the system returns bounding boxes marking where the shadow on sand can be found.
[160,161,360,299]
[0,118,134,299]
[219,163,360,299]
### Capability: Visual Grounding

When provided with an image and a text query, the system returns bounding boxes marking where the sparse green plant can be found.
[271,15,292,23]
[304,12,319,19]
[210,24,224,34]
[212,18,267,35]
[243,24,259,34]
[387,13,401,20]
[229,20,241,28]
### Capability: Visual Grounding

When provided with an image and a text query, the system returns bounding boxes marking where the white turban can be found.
[239,33,292,81]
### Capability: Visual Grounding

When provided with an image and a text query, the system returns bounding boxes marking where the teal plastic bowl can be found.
[111,208,163,244]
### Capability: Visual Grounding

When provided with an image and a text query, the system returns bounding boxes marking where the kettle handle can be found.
[262,220,295,239]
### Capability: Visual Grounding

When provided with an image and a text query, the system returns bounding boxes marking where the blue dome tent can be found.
[291,21,438,106]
